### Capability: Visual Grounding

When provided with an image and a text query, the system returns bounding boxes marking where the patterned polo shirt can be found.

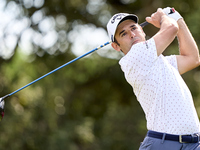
[119,38,200,135]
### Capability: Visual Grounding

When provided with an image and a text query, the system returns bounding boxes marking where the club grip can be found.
[140,21,149,28]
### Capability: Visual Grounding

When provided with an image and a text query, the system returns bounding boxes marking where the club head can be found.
[0,98,5,121]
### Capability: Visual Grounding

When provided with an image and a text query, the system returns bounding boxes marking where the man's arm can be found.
[176,19,200,74]
[146,8,179,56]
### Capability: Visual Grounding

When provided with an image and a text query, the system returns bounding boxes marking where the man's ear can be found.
[111,42,121,52]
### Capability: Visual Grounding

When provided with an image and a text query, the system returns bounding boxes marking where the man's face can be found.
[113,19,146,54]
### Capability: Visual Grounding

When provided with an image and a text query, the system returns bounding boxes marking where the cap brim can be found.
[119,15,138,25]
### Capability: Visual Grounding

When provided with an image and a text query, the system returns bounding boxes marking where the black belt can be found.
[147,130,200,143]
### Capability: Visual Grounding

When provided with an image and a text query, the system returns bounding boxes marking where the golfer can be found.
[107,7,200,149]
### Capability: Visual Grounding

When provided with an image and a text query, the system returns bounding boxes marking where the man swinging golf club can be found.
[107,7,200,149]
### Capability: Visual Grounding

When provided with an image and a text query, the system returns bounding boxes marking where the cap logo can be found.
[111,13,126,24]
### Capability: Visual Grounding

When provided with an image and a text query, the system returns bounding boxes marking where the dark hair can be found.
[114,37,120,46]
[114,37,124,53]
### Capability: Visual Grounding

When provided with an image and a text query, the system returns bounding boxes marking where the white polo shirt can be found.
[119,38,200,135]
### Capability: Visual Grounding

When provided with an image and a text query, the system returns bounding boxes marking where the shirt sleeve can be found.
[119,38,158,85]
[165,55,178,70]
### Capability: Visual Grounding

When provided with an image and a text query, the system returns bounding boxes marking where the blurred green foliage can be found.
[0,0,200,150]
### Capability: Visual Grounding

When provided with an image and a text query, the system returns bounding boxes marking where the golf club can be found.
[0,40,112,120]
[0,8,176,121]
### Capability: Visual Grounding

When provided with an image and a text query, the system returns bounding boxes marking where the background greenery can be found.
[0,0,200,149]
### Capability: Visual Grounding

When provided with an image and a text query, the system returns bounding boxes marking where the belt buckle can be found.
[193,133,200,143]
[179,135,187,143]
[196,134,200,142]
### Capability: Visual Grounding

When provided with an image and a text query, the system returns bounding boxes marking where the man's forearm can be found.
[177,19,200,64]
[176,19,200,74]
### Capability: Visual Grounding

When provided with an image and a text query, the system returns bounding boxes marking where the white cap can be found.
[107,13,138,42]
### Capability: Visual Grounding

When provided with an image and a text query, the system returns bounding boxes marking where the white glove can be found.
[163,7,182,21]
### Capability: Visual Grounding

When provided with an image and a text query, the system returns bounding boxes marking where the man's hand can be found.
[146,8,167,28]
[163,7,182,21]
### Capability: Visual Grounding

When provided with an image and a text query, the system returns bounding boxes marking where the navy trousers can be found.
[139,136,200,150]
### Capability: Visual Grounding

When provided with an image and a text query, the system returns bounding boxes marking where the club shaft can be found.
[7,41,111,97]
